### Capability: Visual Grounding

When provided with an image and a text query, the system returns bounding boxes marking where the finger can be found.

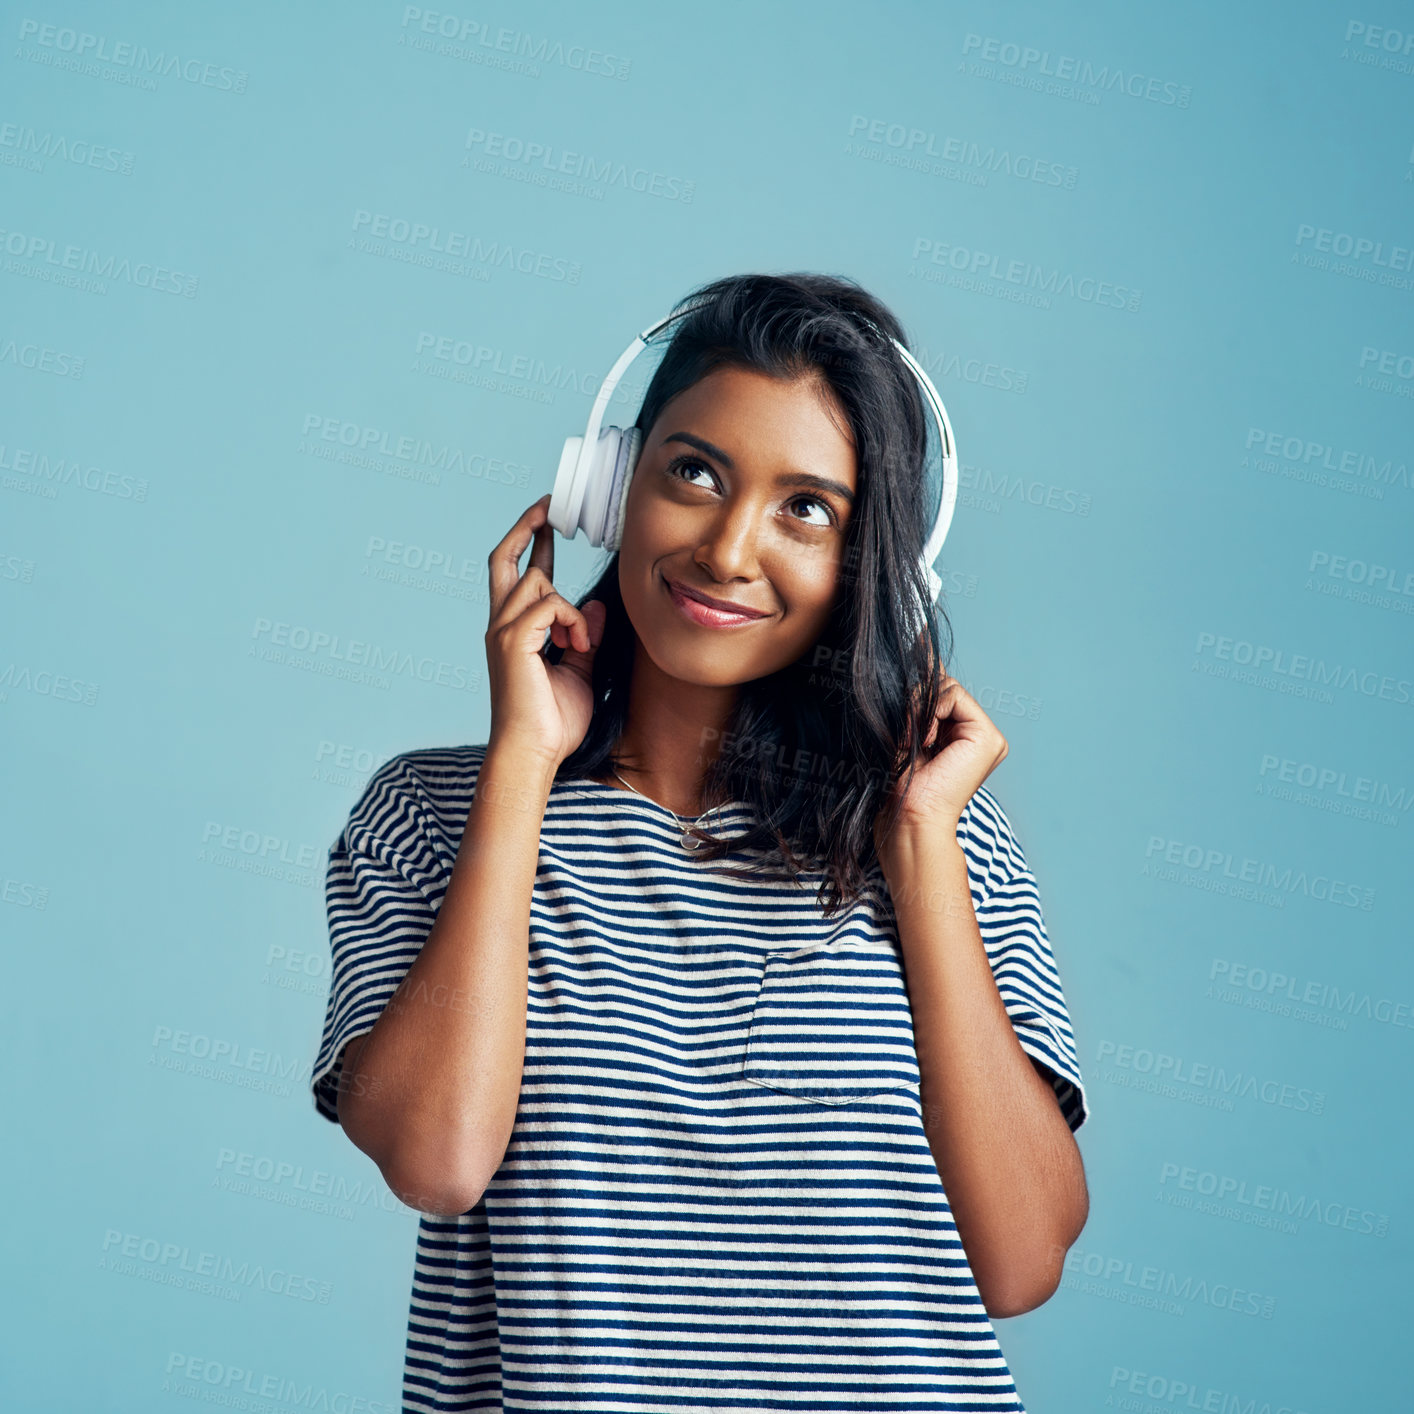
[527,516,555,582]
[939,681,984,723]
[514,586,591,655]
[487,494,552,623]
[547,608,581,654]
[921,713,942,751]
[502,560,576,643]
[568,597,603,656]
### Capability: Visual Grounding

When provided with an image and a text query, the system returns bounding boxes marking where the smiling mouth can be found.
[663,575,770,627]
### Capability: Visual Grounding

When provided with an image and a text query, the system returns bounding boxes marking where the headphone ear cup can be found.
[581,426,623,547]
[603,426,642,552]
[549,435,584,539]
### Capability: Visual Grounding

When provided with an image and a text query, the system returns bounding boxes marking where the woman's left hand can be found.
[873,673,1009,869]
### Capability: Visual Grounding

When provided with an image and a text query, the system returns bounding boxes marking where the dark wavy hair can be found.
[546,271,954,916]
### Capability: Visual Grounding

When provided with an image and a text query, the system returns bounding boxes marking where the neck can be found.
[607,646,739,816]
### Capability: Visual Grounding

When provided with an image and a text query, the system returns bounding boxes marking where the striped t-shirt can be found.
[311,743,1089,1413]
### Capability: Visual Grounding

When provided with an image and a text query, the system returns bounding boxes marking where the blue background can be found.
[4,2,1412,1410]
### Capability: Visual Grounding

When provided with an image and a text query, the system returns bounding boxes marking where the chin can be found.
[640,630,762,688]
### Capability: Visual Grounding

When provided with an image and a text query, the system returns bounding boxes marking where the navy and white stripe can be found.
[312,745,1089,1413]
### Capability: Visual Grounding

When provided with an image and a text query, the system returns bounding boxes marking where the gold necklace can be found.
[609,766,725,852]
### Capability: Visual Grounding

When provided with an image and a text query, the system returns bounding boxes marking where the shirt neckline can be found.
[558,773,753,826]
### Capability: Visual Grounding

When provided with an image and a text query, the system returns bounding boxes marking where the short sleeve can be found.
[965,790,1089,1133]
[310,755,447,1124]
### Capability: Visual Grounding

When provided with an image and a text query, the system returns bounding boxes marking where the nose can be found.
[691,496,766,584]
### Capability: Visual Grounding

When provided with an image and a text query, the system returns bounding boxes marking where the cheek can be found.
[620,479,676,558]
[777,549,843,609]
[616,504,674,616]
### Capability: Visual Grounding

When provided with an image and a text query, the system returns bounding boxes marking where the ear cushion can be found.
[602,426,642,552]
[583,427,619,547]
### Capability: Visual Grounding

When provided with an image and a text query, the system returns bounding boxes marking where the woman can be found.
[311,272,1090,1413]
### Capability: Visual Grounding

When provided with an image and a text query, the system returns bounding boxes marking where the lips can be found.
[669,579,767,617]
[664,576,770,626]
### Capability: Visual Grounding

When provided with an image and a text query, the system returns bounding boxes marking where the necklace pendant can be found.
[608,765,718,851]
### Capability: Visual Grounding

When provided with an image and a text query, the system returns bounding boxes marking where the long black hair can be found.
[547,272,954,917]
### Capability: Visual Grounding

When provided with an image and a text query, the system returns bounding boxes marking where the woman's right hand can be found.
[484,494,607,770]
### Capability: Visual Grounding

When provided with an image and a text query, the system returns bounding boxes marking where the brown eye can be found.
[787,495,834,528]
[664,455,716,489]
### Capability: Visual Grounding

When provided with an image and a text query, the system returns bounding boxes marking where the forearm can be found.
[337,744,556,1215]
[885,834,1088,1316]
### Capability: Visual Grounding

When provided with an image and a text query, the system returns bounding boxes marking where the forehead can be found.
[650,364,857,470]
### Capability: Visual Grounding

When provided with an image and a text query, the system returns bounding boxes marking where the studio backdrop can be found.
[4,2,1411,1411]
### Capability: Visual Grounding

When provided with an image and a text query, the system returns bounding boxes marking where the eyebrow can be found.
[661,431,856,507]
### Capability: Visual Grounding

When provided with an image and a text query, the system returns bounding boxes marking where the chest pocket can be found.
[741,942,921,1106]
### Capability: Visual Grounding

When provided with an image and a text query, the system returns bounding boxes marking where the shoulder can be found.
[954,782,1031,898]
[378,742,490,797]
[340,743,490,859]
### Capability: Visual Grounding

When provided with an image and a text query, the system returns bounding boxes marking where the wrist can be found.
[878,817,965,879]
[879,831,973,925]
[478,740,559,806]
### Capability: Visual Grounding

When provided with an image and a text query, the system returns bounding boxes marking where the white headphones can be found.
[548,301,958,631]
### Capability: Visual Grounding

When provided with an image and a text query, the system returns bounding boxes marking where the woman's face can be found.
[617,363,859,688]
